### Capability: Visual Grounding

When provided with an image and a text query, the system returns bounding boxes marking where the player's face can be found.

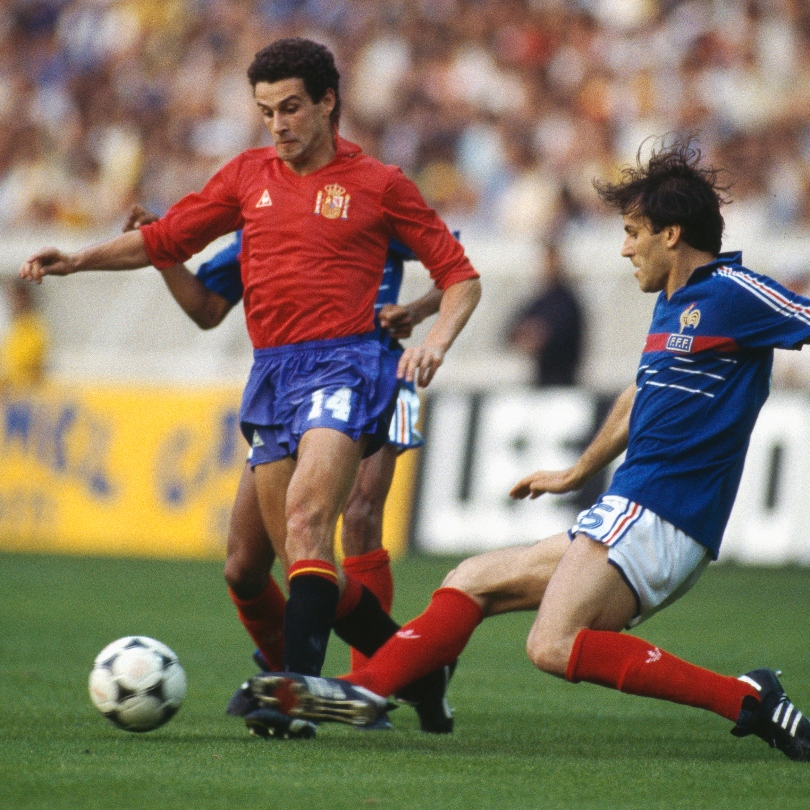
[621,213,671,294]
[254,78,336,175]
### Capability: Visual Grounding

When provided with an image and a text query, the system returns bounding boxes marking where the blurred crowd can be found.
[1,0,810,238]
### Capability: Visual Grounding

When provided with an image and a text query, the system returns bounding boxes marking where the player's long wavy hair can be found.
[594,136,729,256]
[248,38,341,125]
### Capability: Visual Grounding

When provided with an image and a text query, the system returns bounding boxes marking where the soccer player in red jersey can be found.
[20,39,481,718]
[122,205,451,735]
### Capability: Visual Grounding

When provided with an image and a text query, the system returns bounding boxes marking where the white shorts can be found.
[388,386,423,452]
[570,495,710,627]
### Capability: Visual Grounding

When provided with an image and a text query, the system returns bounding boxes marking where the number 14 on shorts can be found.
[309,387,353,422]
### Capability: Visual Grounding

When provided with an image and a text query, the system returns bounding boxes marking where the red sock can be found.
[228,578,286,671]
[567,629,759,722]
[343,549,394,612]
[347,587,483,697]
[343,549,394,670]
[334,573,364,622]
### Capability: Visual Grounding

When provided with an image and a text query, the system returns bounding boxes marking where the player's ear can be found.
[319,87,336,118]
[664,224,682,248]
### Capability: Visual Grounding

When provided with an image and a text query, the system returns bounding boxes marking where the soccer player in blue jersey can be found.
[124,206,452,737]
[251,138,810,761]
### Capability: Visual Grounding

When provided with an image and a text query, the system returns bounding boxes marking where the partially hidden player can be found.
[123,206,451,736]
[249,137,810,761]
[19,38,481,737]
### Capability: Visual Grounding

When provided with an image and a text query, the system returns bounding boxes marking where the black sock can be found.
[284,574,340,675]
[333,586,400,658]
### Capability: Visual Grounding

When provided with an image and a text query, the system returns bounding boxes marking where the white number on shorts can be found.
[308,387,352,422]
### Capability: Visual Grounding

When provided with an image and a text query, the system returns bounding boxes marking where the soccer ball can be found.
[88,636,187,732]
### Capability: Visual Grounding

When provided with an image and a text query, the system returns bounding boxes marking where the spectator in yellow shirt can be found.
[1,278,48,389]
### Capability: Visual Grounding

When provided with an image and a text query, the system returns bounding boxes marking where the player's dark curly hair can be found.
[248,38,341,124]
[594,136,728,256]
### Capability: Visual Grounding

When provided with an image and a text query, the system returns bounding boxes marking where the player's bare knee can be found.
[341,495,382,552]
[286,500,334,557]
[224,556,266,598]
[525,628,571,677]
[441,557,486,599]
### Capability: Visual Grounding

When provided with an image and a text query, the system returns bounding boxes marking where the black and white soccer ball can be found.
[88,636,187,732]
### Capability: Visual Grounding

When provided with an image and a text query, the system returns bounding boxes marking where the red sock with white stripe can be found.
[347,587,483,697]
[228,578,286,671]
[567,629,759,722]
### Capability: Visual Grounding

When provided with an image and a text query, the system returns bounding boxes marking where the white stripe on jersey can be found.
[645,380,715,398]
[717,267,810,326]
[671,366,726,381]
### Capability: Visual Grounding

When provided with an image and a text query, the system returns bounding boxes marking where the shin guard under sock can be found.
[567,629,759,722]
[284,560,340,676]
[343,549,395,670]
[348,587,483,697]
[228,579,286,671]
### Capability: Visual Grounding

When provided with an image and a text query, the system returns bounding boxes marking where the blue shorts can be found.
[241,335,399,466]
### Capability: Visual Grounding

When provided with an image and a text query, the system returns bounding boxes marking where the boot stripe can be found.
[790,711,803,737]
[739,675,763,692]
[773,702,786,724]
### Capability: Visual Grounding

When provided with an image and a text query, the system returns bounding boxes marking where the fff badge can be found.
[667,303,701,353]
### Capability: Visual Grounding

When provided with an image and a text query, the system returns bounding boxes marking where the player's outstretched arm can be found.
[510,382,636,500]
[398,277,481,387]
[124,205,233,330]
[379,286,443,339]
[19,230,150,284]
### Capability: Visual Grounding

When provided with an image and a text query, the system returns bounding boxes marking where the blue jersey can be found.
[607,252,810,558]
[195,231,418,349]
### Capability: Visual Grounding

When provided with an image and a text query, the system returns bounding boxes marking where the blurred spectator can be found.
[507,242,583,387]
[0,278,49,390]
[0,1,809,233]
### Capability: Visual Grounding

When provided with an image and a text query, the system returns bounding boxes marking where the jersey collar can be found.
[335,135,363,157]
[687,250,743,285]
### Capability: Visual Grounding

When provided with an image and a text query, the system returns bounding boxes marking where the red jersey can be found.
[141,137,478,349]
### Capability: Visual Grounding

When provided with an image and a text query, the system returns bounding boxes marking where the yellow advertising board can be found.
[0,383,414,560]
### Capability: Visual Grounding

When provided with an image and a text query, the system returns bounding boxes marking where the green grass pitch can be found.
[1,550,809,810]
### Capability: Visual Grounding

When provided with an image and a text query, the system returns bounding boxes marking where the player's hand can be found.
[123,204,159,232]
[379,303,414,338]
[19,248,77,284]
[510,468,581,500]
[398,343,445,387]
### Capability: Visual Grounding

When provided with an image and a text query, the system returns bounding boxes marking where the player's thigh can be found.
[349,443,398,511]
[283,427,366,559]
[443,533,570,616]
[227,462,287,570]
[341,444,398,555]
[252,455,296,560]
[530,533,636,648]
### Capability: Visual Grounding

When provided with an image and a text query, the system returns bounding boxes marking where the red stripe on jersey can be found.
[643,334,740,354]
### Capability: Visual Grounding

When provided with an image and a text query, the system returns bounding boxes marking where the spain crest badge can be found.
[314,183,350,219]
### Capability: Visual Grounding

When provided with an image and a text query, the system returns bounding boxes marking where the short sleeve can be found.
[718,269,810,351]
